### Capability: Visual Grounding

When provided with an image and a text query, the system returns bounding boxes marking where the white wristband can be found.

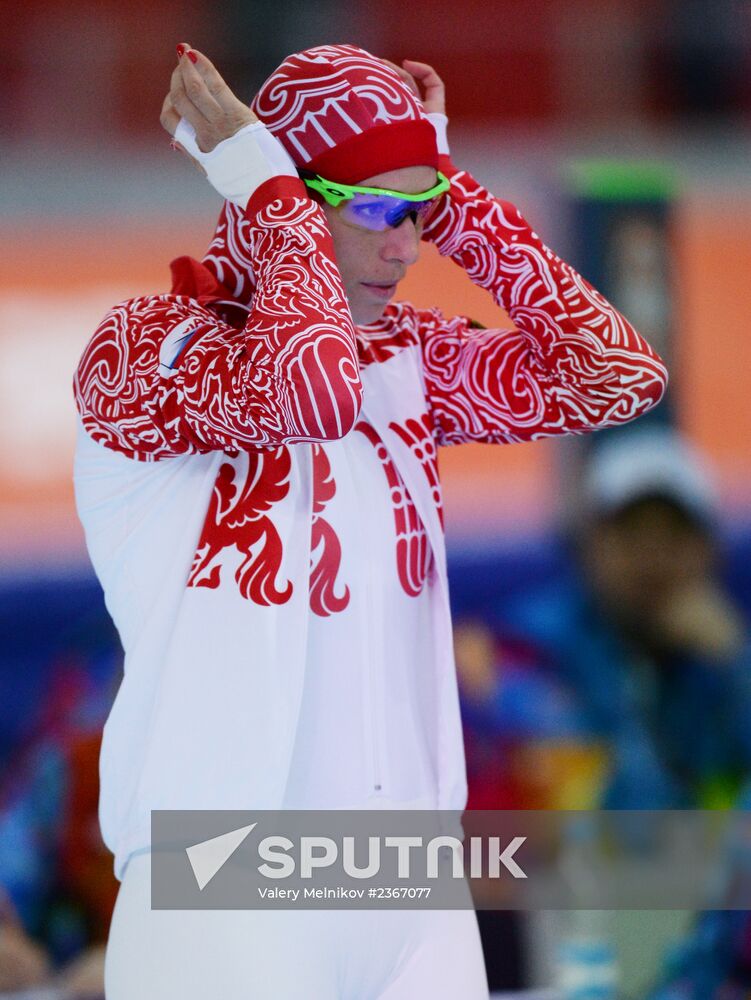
[174,118,298,209]
[427,112,450,157]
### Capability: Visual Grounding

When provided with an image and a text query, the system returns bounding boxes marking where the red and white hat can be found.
[251,44,438,184]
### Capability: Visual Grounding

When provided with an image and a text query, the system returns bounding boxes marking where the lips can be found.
[361,281,398,300]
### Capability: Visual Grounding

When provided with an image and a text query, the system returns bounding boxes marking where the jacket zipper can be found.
[359,432,385,797]
[363,544,383,795]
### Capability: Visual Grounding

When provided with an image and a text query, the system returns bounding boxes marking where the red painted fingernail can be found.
[176,44,186,58]
[187,50,198,64]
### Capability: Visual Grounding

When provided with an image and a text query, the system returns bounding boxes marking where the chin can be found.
[353,306,386,326]
[352,309,384,326]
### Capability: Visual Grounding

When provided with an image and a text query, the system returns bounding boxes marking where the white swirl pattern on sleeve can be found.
[74,179,363,460]
[417,162,669,445]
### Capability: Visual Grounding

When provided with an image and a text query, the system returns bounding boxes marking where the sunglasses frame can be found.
[301,171,450,209]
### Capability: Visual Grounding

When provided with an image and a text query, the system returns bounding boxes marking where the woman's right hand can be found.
[160,44,257,156]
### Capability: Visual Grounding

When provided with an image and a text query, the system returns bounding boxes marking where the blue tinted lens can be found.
[343,194,438,231]
[342,196,390,230]
[383,201,416,228]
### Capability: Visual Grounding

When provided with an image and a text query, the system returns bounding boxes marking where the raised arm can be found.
[390,59,668,446]
[74,46,362,462]
[419,166,667,444]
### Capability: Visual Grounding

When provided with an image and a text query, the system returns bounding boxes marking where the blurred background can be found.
[1,0,750,996]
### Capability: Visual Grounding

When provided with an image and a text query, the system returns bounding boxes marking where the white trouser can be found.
[105,851,490,999]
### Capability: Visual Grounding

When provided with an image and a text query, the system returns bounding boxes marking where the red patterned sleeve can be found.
[417,159,668,446]
[74,177,363,461]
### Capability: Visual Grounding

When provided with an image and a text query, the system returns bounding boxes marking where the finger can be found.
[184,47,255,119]
[170,79,209,129]
[178,51,224,120]
[169,61,184,93]
[381,58,420,98]
[402,61,443,90]
[404,59,446,112]
[168,62,194,120]
[160,93,180,136]
[169,85,215,154]
[170,54,217,130]
[402,58,440,81]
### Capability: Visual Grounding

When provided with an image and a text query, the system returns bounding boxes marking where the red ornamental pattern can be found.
[355,421,432,597]
[388,414,444,530]
[75,162,667,469]
[75,155,669,616]
[188,444,351,613]
[73,181,363,462]
[309,443,350,616]
[187,425,430,608]
[187,449,293,606]
[416,162,668,445]
[251,44,426,167]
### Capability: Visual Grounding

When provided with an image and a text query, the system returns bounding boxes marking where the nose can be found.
[380,215,421,267]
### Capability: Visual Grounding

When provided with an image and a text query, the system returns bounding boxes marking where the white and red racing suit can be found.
[73,146,667,882]
[72,129,667,997]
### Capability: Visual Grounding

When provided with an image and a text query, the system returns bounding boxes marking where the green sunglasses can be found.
[301,171,450,231]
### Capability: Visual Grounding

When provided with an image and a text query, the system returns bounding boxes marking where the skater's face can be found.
[319,165,437,325]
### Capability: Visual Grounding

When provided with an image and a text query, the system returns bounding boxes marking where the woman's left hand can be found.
[161,44,257,154]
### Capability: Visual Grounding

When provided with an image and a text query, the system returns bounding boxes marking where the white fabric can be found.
[174,118,297,207]
[282,430,438,809]
[105,851,489,999]
[427,112,450,156]
[73,343,468,882]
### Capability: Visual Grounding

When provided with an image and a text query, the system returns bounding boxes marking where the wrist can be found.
[426,111,449,156]
[174,119,298,209]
